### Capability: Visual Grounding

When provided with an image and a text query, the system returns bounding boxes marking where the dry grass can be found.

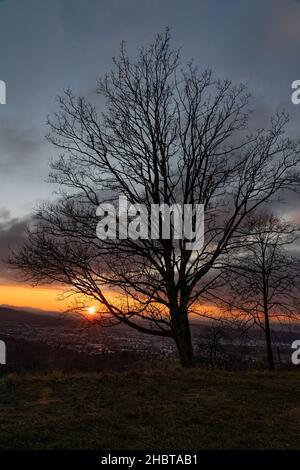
[0,365,299,449]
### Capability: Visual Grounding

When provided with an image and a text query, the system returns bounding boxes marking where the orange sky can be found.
[0,283,70,311]
[0,283,222,323]
[0,283,121,313]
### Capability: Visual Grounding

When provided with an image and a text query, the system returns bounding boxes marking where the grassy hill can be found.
[0,365,299,450]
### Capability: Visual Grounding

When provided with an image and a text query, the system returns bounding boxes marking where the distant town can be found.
[0,306,299,374]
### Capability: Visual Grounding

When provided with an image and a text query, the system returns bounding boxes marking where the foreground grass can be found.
[0,366,299,449]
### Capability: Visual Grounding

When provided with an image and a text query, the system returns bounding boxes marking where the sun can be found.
[87,306,96,315]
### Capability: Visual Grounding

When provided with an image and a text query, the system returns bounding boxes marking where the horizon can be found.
[1,0,300,457]
[1,0,300,310]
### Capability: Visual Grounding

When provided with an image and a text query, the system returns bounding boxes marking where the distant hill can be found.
[0,304,61,316]
[0,306,76,326]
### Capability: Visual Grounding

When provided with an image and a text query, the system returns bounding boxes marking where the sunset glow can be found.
[87,306,96,315]
[0,284,69,312]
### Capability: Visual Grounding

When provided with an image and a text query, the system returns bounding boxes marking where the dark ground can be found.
[0,366,299,450]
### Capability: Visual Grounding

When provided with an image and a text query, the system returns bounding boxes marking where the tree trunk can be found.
[172,311,195,368]
[264,314,274,371]
[262,279,274,371]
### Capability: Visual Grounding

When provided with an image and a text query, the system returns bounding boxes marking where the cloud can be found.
[0,208,10,221]
[0,212,31,283]
[0,120,44,176]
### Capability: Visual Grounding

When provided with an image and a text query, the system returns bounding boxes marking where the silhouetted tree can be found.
[197,316,249,368]
[218,214,300,370]
[10,31,300,367]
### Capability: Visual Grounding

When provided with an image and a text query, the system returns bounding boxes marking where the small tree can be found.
[10,31,300,367]
[220,214,300,370]
[197,317,249,368]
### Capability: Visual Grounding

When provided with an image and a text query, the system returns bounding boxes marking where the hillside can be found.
[0,306,75,326]
[0,366,299,450]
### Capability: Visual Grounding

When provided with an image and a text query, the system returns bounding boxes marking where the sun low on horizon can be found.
[0,283,118,315]
[0,282,222,319]
[87,306,97,315]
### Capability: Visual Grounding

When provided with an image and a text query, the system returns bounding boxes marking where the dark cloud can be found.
[0,121,44,175]
[1,0,300,283]
[1,0,300,190]
[0,212,30,283]
[0,208,10,221]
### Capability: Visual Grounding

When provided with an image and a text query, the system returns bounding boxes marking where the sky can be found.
[1,0,300,310]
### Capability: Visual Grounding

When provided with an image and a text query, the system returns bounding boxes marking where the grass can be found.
[0,365,299,449]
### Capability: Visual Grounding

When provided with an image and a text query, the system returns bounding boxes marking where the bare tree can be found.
[217,214,300,370]
[197,316,250,369]
[9,31,300,367]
